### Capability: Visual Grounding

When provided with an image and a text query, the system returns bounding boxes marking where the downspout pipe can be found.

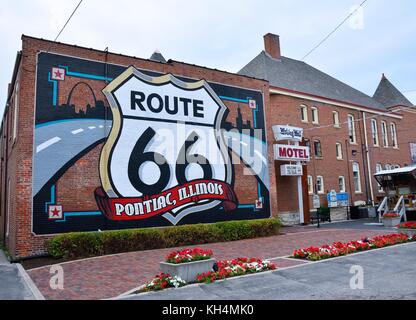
[362,112,375,206]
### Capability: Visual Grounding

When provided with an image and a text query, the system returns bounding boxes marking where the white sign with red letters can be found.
[274,144,310,162]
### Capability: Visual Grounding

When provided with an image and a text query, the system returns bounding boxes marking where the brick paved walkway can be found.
[27,227,393,300]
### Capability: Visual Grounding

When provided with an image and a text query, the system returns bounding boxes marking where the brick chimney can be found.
[264,33,281,60]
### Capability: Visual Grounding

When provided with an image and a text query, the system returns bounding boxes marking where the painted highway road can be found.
[34,119,112,195]
[33,118,269,195]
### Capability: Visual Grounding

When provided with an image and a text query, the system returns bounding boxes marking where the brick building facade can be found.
[0,34,414,258]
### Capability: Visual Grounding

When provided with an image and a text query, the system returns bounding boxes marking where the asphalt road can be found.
[122,242,416,300]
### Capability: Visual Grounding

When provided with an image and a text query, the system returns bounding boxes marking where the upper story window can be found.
[336,142,343,160]
[311,107,319,124]
[352,162,362,193]
[338,176,346,193]
[304,138,311,155]
[371,119,379,146]
[333,111,340,128]
[300,105,308,122]
[316,176,324,194]
[307,175,314,195]
[348,114,356,144]
[381,121,388,147]
[375,163,384,192]
[314,140,322,158]
[390,122,398,148]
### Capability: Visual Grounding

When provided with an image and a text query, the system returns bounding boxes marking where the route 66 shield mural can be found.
[95,67,237,224]
[32,52,271,235]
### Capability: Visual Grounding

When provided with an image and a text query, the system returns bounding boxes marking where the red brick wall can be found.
[267,93,409,211]
[3,36,276,258]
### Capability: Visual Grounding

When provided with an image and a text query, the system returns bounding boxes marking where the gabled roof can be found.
[238,51,387,110]
[149,50,167,63]
[373,74,413,108]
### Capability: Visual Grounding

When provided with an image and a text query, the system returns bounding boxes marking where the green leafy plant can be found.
[47,218,281,259]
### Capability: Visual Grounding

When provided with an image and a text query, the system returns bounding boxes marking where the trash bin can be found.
[350,206,360,220]
[358,207,369,219]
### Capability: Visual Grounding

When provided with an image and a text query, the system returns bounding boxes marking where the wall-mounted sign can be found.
[274,144,310,162]
[327,191,349,208]
[313,194,321,209]
[31,53,271,235]
[280,164,303,176]
[272,125,303,142]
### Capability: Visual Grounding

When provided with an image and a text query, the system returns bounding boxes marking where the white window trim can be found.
[336,142,343,160]
[300,105,308,123]
[381,121,389,147]
[316,176,325,194]
[371,119,379,147]
[352,162,362,193]
[314,140,322,158]
[375,164,384,193]
[311,107,319,124]
[307,175,314,195]
[390,123,398,148]
[348,114,357,144]
[333,111,340,128]
[338,176,346,193]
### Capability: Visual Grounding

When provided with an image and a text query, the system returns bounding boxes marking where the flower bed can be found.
[398,222,416,229]
[166,248,213,264]
[139,257,276,293]
[141,273,186,292]
[196,258,276,284]
[383,213,400,218]
[293,233,415,261]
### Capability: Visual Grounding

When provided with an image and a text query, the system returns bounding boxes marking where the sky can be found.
[1,0,416,117]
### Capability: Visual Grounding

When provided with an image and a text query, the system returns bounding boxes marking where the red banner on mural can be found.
[95,179,238,221]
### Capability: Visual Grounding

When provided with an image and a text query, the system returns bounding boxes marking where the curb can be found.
[16,264,45,300]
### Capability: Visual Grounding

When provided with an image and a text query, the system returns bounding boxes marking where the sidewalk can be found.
[26,225,394,300]
[0,249,43,300]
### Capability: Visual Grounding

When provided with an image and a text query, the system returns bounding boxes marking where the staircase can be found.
[377,196,407,223]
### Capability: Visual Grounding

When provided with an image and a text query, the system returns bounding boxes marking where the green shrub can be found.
[47,218,281,259]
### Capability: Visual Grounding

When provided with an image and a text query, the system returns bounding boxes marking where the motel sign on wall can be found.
[274,144,310,162]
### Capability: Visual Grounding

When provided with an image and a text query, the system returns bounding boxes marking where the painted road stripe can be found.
[88,126,96,130]
[71,128,84,135]
[36,137,61,153]
[99,125,104,128]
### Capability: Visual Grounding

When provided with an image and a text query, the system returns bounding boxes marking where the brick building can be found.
[0,34,414,258]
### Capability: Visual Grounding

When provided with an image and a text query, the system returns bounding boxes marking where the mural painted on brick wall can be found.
[33,52,270,235]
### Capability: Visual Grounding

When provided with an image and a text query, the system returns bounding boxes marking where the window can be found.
[314,140,322,157]
[300,105,308,122]
[385,164,391,170]
[333,111,340,127]
[381,121,388,147]
[375,163,383,192]
[304,138,310,152]
[316,176,324,194]
[338,176,346,193]
[352,162,362,193]
[12,81,19,141]
[348,114,356,144]
[336,142,343,160]
[390,123,398,148]
[371,119,379,146]
[307,175,314,194]
[311,107,319,124]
